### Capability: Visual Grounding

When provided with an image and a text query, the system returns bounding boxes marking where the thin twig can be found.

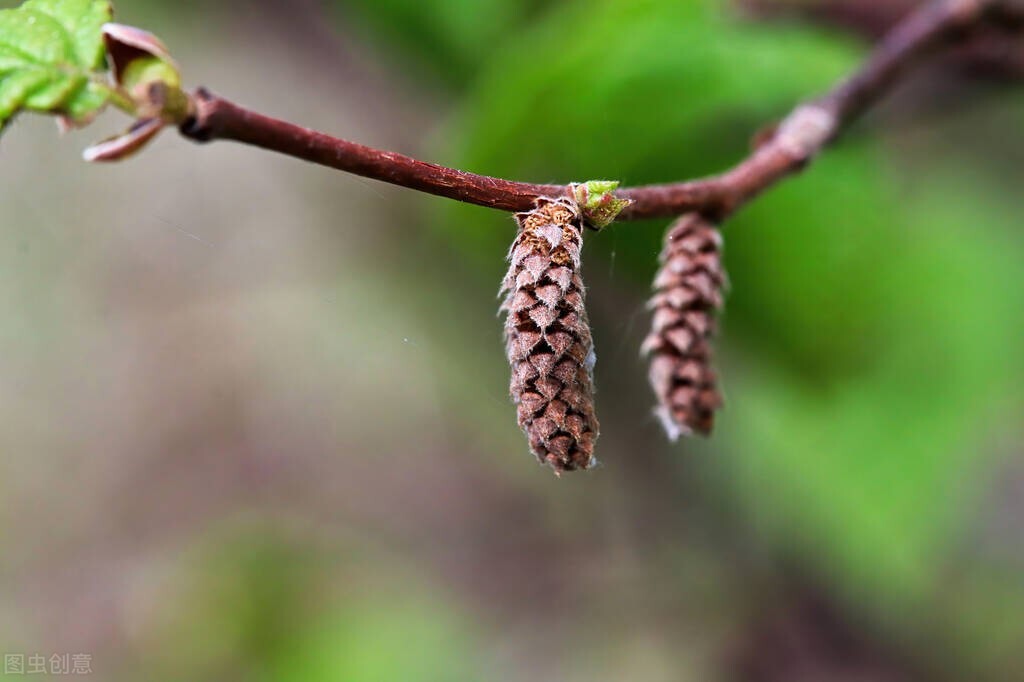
[743,0,1024,77]
[179,0,1023,222]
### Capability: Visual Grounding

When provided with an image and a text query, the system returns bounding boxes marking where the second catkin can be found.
[500,196,599,473]
[642,213,726,440]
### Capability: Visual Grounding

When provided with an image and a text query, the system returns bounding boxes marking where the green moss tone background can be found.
[1,0,1023,680]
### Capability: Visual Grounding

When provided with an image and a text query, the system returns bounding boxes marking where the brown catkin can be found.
[500,196,599,473]
[642,213,726,440]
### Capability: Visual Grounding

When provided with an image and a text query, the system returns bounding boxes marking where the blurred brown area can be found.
[729,580,939,682]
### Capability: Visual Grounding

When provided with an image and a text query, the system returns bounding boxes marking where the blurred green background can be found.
[2,0,1023,680]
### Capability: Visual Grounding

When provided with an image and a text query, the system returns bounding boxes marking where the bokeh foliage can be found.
[348,0,1024,674]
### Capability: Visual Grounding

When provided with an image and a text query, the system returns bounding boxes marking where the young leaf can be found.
[571,180,631,230]
[82,23,187,162]
[0,0,113,131]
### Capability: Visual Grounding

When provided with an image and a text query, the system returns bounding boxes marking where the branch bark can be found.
[179,0,1024,222]
[743,0,1024,78]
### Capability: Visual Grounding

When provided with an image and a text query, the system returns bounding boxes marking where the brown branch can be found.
[743,0,1024,78]
[178,0,1024,222]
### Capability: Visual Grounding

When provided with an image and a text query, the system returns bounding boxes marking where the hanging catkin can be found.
[500,196,599,473]
[642,213,726,439]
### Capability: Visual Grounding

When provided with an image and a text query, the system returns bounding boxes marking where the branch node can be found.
[774,104,837,162]
[179,87,216,142]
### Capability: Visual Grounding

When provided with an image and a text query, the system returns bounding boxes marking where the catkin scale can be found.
[642,213,726,439]
[500,197,599,473]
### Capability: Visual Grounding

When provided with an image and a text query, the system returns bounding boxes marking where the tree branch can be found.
[178,0,1024,222]
[743,0,1024,78]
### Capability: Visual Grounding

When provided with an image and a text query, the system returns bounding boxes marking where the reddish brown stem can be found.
[179,0,1023,222]
[180,90,565,212]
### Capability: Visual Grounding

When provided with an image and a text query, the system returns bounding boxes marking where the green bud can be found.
[571,180,632,230]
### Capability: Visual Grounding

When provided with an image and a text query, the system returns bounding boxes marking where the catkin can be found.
[500,196,599,473]
[642,213,726,439]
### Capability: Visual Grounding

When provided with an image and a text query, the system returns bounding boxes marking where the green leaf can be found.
[0,0,112,130]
